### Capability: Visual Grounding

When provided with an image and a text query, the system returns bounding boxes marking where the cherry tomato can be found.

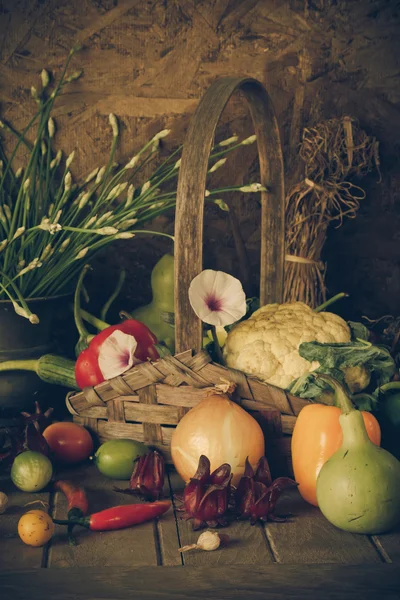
[43,422,94,464]
[18,510,54,547]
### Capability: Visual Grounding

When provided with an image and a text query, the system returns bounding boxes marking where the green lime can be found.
[11,451,53,492]
[93,439,148,479]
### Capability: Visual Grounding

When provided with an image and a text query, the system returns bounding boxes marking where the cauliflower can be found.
[223,302,351,389]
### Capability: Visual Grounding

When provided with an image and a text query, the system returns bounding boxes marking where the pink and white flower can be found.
[98,330,141,380]
[188,269,246,327]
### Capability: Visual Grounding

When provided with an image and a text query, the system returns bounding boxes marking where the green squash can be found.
[131,254,175,352]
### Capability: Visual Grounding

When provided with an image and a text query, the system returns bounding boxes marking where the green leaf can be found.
[348,321,370,341]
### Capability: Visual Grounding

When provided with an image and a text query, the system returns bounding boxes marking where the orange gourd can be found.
[291,404,381,506]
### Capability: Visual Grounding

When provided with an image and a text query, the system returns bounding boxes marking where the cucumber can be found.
[0,354,78,390]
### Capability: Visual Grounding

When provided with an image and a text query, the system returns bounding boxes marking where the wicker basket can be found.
[66,77,311,475]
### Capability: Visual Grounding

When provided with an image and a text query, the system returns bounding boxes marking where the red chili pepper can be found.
[54,480,89,519]
[53,500,171,532]
[75,320,159,389]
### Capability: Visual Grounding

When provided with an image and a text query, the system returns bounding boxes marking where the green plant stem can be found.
[315,374,354,413]
[80,308,110,331]
[100,269,126,322]
[314,293,349,313]
[211,325,225,366]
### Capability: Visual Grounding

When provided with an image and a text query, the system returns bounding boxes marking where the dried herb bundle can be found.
[284,116,380,307]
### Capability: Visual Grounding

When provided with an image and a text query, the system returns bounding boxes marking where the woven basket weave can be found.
[66,77,310,475]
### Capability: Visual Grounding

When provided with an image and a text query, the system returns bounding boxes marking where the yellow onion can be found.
[170,383,265,486]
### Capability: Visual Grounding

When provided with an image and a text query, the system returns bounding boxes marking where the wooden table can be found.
[1,463,400,599]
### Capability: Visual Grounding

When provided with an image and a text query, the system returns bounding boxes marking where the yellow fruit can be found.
[18,509,54,547]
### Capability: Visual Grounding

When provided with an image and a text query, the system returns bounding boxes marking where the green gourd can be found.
[131,254,175,353]
[316,374,400,534]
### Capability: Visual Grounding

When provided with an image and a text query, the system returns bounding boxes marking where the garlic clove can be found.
[178,530,222,553]
[0,492,8,514]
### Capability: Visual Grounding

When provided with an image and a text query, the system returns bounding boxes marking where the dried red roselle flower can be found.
[179,455,232,530]
[20,401,54,433]
[235,456,297,525]
[115,450,165,501]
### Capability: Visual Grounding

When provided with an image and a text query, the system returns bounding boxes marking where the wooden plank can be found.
[47,462,163,569]
[0,473,50,571]
[168,469,274,567]
[2,564,400,599]
[264,488,383,564]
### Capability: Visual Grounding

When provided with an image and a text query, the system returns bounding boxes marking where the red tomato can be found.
[43,422,94,464]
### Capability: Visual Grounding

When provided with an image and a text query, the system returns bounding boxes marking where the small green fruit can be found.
[93,439,148,480]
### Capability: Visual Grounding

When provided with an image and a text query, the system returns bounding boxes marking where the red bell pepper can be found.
[53,500,171,532]
[75,319,159,389]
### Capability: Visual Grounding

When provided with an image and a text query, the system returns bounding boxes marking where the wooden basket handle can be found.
[174,77,285,353]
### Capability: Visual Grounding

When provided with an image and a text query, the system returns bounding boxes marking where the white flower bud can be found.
[48,117,56,138]
[218,135,238,147]
[66,151,75,169]
[86,216,97,227]
[41,141,47,155]
[125,155,139,170]
[16,167,23,179]
[241,134,257,145]
[23,178,30,191]
[214,199,229,212]
[85,167,99,183]
[95,226,119,236]
[96,166,106,184]
[115,232,135,239]
[78,192,91,210]
[109,113,119,137]
[152,129,170,142]
[41,69,50,89]
[75,247,89,260]
[96,211,112,225]
[59,238,70,253]
[140,181,151,195]
[120,218,137,230]
[205,190,211,197]
[50,150,62,169]
[3,205,11,221]
[41,243,53,260]
[174,158,181,170]
[64,171,72,191]
[12,227,25,240]
[0,240,7,252]
[31,86,38,99]
[125,184,135,207]
[239,183,266,193]
[208,157,227,173]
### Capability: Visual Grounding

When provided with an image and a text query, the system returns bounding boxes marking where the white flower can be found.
[98,330,141,380]
[16,167,23,179]
[188,269,246,327]
[38,222,62,235]
[109,113,119,137]
[64,171,72,191]
[218,135,238,147]
[241,135,257,145]
[152,129,170,142]
[66,151,75,169]
[208,158,227,173]
[174,158,181,170]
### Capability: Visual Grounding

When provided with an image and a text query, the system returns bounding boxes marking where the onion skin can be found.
[171,389,265,486]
